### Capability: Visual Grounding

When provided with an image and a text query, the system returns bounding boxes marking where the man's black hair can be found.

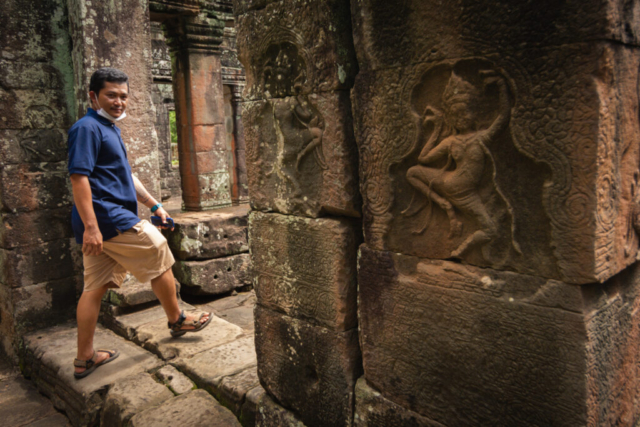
[89,68,129,95]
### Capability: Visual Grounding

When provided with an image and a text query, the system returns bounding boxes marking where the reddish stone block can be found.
[249,211,360,331]
[0,163,72,213]
[0,129,68,165]
[190,124,227,153]
[0,207,73,249]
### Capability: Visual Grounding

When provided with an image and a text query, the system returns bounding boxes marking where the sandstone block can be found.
[129,390,241,427]
[250,212,360,330]
[0,207,73,249]
[164,203,249,260]
[218,367,261,416]
[235,0,357,100]
[241,386,266,427]
[351,0,640,72]
[354,377,441,427]
[254,305,361,427]
[255,394,306,427]
[353,42,640,283]
[0,162,72,213]
[0,238,81,288]
[357,245,640,426]
[101,373,174,427]
[22,323,164,427]
[106,274,181,308]
[135,314,244,360]
[243,91,360,218]
[155,365,195,395]
[0,129,68,165]
[173,254,250,296]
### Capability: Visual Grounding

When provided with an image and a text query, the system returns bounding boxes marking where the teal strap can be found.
[151,203,162,213]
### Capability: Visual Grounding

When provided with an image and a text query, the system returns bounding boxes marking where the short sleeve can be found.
[68,123,101,176]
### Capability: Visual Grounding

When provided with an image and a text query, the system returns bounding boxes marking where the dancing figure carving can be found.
[403,69,518,259]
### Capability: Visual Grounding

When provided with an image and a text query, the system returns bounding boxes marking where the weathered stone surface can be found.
[102,300,195,341]
[243,91,360,218]
[0,129,69,165]
[235,0,357,100]
[135,314,244,360]
[254,305,361,427]
[173,254,251,296]
[255,394,306,427]
[101,373,174,427]
[353,20,640,284]
[0,239,81,288]
[22,323,164,427]
[350,0,640,72]
[155,365,195,395]
[67,0,162,204]
[207,290,256,313]
[164,205,249,260]
[357,245,640,426]
[353,378,442,427]
[250,212,360,330]
[207,298,256,331]
[218,367,261,415]
[105,274,181,308]
[173,335,257,392]
[129,389,241,427]
[0,208,73,249]
[0,162,72,213]
[241,385,266,427]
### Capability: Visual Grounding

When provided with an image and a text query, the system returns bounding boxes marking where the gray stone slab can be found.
[23,323,164,427]
[129,389,241,427]
[174,254,251,296]
[207,291,256,313]
[217,367,260,416]
[135,314,244,360]
[172,335,257,393]
[101,372,174,427]
[155,365,195,395]
[102,301,195,341]
[241,386,266,427]
[256,394,306,427]
[163,205,249,261]
[202,297,256,331]
[105,274,181,308]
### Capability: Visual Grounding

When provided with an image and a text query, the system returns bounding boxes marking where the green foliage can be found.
[169,110,178,144]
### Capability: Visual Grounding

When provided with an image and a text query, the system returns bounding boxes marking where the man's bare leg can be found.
[76,284,111,374]
[151,268,210,328]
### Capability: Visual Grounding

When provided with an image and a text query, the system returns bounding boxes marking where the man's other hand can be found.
[155,207,174,231]
[83,225,104,256]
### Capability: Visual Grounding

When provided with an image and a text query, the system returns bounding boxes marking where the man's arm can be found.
[70,174,103,256]
[132,174,173,230]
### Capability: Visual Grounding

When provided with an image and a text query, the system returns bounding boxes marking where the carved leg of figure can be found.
[450,197,497,258]
[401,191,427,217]
[296,130,323,171]
[406,167,462,236]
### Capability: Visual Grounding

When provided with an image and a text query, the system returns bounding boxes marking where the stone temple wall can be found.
[0,0,83,361]
[235,0,640,425]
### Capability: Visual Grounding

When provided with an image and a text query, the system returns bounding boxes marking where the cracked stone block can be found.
[173,254,250,296]
[255,394,306,427]
[0,162,72,213]
[242,91,360,218]
[254,305,361,427]
[358,244,640,426]
[155,365,195,395]
[353,377,440,427]
[163,205,249,260]
[135,314,244,360]
[101,373,174,427]
[22,323,164,427]
[217,367,260,416]
[0,129,68,165]
[249,212,360,330]
[105,274,181,308]
[0,207,73,249]
[129,390,241,427]
[241,386,265,427]
[235,0,357,100]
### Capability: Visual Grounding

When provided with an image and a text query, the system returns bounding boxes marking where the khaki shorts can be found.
[83,220,175,292]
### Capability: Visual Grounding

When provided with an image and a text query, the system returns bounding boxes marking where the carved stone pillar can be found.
[164,10,231,211]
[231,84,248,203]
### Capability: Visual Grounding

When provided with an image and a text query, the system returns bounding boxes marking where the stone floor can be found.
[15,290,263,427]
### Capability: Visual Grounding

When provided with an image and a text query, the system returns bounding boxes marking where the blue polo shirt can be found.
[68,109,139,244]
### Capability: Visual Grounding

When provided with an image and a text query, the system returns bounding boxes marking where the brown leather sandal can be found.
[73,349,120,379]
[168,310,213,337]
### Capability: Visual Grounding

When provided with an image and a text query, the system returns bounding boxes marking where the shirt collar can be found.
[87,108,116,126]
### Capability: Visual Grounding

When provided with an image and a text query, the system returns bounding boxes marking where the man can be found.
[68,68,211,379]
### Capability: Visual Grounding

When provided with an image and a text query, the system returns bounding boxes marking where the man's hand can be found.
[83,225,103,256]
[155,207,174,231]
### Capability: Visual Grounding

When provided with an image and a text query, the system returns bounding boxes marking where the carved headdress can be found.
[442,71,481,108]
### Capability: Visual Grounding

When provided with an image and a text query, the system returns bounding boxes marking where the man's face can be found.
[90,81,129,118]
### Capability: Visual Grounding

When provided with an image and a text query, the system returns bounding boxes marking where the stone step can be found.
[173,253,251,296]
[103,274,182,310]
[164,205,250,261]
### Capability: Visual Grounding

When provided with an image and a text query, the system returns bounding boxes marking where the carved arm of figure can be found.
[417,106,445,165]
[480,70,512,142]
[293,94,326,171]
